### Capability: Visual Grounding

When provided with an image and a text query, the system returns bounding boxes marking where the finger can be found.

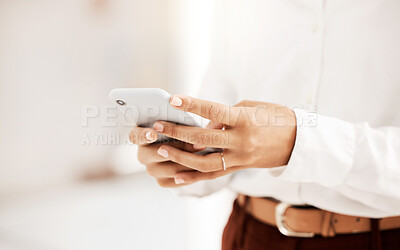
[153,121,233,148]
[138,141,200,165]
[146,162,192,178]
[129,127,158,145]
[169,95,239,126]
[138,144,169,165]
[206,120,224,129]
[193,121,224,150]
[163,139,203,153]
[174,165,247,184]
[157,145,237,172]
[156,178,189,188]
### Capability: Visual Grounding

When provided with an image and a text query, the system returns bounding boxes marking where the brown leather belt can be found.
[237,194,400,238]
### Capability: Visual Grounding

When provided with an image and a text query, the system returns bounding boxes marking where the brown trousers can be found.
[222,199,400,250]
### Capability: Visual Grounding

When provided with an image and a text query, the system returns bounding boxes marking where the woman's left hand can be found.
[152,96,297,185]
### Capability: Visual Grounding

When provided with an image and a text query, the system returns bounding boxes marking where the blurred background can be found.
[0,1,235,249]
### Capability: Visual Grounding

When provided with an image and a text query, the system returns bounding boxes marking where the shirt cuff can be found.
[269,108,356,187]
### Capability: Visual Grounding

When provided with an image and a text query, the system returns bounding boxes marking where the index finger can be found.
[153,121,233,148]
[169,95,238,126]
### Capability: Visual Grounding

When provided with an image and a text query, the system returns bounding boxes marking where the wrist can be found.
[280,109,297,165]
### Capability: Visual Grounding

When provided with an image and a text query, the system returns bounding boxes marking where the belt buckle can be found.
[275,202,315,238]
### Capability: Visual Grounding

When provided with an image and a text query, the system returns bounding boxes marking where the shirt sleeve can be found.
[270,108,400,214]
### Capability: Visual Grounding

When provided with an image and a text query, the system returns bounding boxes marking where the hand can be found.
[129,128,201,187]
[152,96,297,185]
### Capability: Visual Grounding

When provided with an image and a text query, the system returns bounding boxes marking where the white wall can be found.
[0,1,233,250]
[0,0,171,194]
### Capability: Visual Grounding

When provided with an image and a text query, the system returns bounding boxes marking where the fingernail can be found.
[145,131,153,141]
[157,147,169,158]
[193,144,206,150]
[170,96,183,107]
[174,176,185,184]
[153,122,164,132]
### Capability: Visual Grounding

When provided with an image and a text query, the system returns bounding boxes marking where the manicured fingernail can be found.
[174,176,184,184]
[145,131,153,141]
[170,96,183,107]
[157,147,168,158]
[193,144,206,150]
[153,122,164,132]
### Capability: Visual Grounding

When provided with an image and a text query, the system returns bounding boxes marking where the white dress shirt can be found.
[175,0,400,218]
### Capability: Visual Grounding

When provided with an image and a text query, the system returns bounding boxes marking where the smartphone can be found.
[109,88,219,154]
[109,88,204,141]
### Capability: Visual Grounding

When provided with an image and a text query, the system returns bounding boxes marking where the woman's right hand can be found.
[129,127,200,187]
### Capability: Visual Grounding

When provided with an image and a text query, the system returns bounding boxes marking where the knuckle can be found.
[241,132,257,151]
[238,134,250,149]
[239,107,256,126]
[205,104,222,120]
[186,98,196,112]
